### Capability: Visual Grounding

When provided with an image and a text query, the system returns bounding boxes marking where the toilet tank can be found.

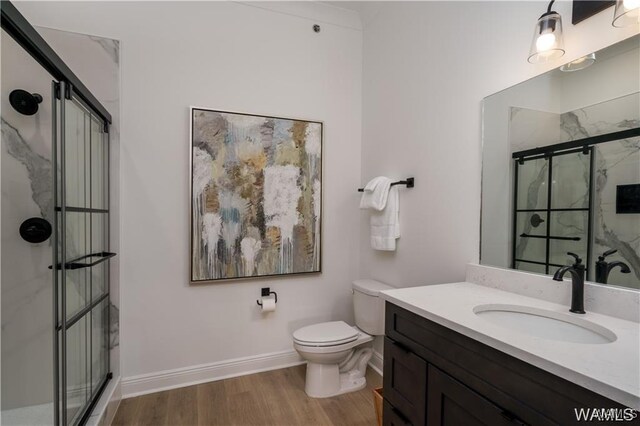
[353,279,393,335]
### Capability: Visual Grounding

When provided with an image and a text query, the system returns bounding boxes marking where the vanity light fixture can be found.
[613,0,640,27]
[528,0,566,63]
[560,52,596,72]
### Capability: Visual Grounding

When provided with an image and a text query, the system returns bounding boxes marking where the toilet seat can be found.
[293,321,359,347]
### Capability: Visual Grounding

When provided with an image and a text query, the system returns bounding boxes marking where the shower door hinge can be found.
[103,122,109,134]
[53,82,61,100]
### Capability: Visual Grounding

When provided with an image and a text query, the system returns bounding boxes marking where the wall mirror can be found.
[481,35,640,290]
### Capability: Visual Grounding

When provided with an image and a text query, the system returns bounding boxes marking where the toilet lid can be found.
[293,321,359,347]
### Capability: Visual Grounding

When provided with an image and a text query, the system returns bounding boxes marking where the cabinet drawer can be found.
[383,400,412,426]
[383,337,427,426]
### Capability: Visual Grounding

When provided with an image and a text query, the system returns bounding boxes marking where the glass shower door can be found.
[56,82,111,426]
[512,147,593,276]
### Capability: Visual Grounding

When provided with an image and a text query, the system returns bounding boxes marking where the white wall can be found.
[17,1,363,390]
[359,1,638,289]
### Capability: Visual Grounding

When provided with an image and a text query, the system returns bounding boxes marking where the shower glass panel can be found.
[516,157,548,211]
[58,91,111,426]
[512,148,593,276]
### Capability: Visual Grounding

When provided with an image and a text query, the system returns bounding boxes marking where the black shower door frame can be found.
[54,81,114,426]
[511,146,595,277]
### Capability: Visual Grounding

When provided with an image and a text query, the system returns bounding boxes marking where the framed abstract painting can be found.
[190,108,323,282]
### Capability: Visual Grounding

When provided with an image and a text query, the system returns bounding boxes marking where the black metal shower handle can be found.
[520,233,581,241]
[19,217,52,243]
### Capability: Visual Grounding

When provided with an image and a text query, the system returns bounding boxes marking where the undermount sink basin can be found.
[473,304,617,344]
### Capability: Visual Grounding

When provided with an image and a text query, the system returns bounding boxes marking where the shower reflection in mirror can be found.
[481,35,640,290]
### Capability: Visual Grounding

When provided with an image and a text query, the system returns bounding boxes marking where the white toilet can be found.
[292,279,392,398]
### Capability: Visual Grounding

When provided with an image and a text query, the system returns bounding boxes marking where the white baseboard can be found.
[122,350,304,399]
[368,349,383,376]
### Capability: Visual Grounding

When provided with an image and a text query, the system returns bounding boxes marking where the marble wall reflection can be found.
[561,94,640,288]
[510,107,560,153]
[509,93,639,288]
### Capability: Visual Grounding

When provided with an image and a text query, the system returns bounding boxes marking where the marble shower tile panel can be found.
[561,92,640,141]
[516,156,548,211]
[548,210,588,265]
[550,151,591,209]
[593,137,640,288]
[1,29,58,411]
[510,107,561,153]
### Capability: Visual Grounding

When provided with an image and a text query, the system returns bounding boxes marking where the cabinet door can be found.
[384,338,428,425]
[426,365,527,426]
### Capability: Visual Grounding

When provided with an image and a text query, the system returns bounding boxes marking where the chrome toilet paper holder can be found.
[256,287,278,306]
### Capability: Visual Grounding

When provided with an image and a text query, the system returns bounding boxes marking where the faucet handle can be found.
[601,249,617,259]
[567,252,582,265]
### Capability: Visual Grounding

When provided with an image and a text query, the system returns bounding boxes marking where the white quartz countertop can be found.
[380,282,640,409]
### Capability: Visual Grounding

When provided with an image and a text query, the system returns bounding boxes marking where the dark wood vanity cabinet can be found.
[382,302,639,426]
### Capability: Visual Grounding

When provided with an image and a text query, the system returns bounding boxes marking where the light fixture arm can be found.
[547,0,556,14]
[540,0,558,19]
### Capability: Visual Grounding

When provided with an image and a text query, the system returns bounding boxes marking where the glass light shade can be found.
[560,53,596,72]
[613,0,640,27]
[528,12,565,64]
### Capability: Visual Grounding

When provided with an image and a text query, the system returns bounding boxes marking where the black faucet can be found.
[595,249,631,284]
[552,252,586,314]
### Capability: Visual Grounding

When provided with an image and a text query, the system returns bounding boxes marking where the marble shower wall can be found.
[1,30,57,412]
[561,93,640,288]
[1,26,120,414]
[509,107,561,153]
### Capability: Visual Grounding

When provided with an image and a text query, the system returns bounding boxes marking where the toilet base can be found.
[303,347,372,398]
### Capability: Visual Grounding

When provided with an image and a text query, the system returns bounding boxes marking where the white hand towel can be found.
[369,186,400,251]
[359,176,392,211]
